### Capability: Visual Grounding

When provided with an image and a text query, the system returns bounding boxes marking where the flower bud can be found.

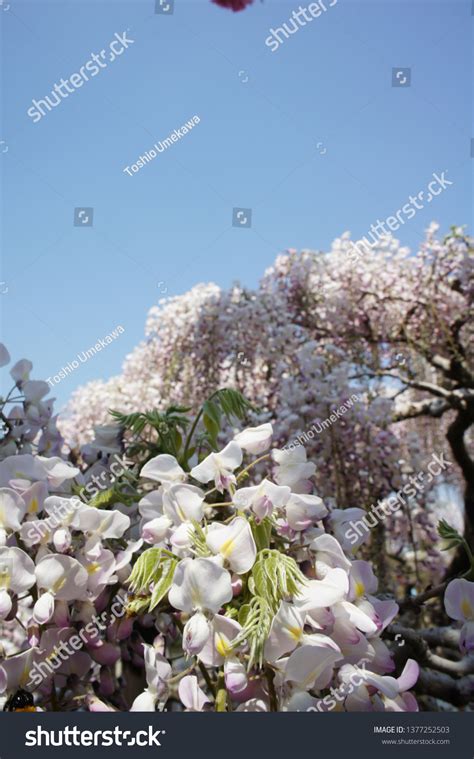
[183,612,210,656]
[53,528,71,553]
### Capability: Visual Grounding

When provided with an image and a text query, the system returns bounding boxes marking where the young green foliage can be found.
[127,547,178,613]
[250,548,307,612]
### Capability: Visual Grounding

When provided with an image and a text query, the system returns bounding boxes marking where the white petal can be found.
[336,601,378,635]
[224,657,248,694]
[23,380,50,403]
[183,612,210,656]
[296,568,349,611]
[141,516,172,544]
[216,441,243,471]
[206,517,257,574]
[190,455,218,485]
[10,358,32,383]
[0,488,26,531]
[0,589,12,620]
[0,344,10,368]
[179,675,210,711]
[35,554,89,600]
[168,558,232,614]
[309,534,352,571]
[285,493,327,531]
[444,578,474,621]
[130,690,158,712]
[234,423,273,454]
[285,644,342,690]
[138,490,164,521]
[142,643,172,696]
[0,546,36,594]
[38,456,80,487]
[33,592,55,624]
[198,615,243,667]
[163,483,205,524]
[141,454,185,483]
[264,601,305,662]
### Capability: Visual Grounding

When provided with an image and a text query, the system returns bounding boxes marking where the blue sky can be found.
[1,0,472,409]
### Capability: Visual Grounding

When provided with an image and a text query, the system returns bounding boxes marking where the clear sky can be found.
[1,0,472,410]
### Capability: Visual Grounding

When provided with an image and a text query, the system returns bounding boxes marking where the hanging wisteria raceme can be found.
[0,404,419,711]
[1,347,473,711]
[60,227,473,588]
[0,344,64,461]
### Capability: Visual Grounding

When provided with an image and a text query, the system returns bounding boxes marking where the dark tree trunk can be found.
[445,403,474,577]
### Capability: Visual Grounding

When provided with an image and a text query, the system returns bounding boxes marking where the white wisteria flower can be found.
[234,423,273,454]
[0,488,26,544]
[284,640,342,690]
[178,675,211,711]
[0,546,36,620]
[130,643,172,711]
[285,493,328,531]
[206,517,257,573]
[76,507,130,551]
[168,557,233,614]
[264,601,305,662]
[272,446,316,490]
[191,442,242,493]
[140,454,186,484]
[182,611,211,656]
[162,483,205,524]
[295,567,349,611]
[232,479,290,521]
[444,578,474,653]
[34,554,89,624]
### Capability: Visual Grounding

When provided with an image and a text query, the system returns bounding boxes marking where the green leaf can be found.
[203,400,221,427]
[213,389,256,422]
[87,486,122,509]
[233,596,273,669]
[128,547,164,594]
[250,517,272,552]
[189,520,212,558]
[250,549,306,612]
[149,558,178,611]
[126,595,152,616]
[203,413,220,447]
[127,548,178,614]
[441,540,461,552]
[438,520,463,547]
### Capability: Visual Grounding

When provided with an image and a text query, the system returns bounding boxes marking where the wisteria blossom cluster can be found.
[124,425,420,713]
[0,449,141,710]
[0,391,420,712]
[0,344,63,461]
[1,337,473,712]
[61,227,473,588]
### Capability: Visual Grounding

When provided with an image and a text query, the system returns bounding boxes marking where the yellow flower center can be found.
[354,581,365,598]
